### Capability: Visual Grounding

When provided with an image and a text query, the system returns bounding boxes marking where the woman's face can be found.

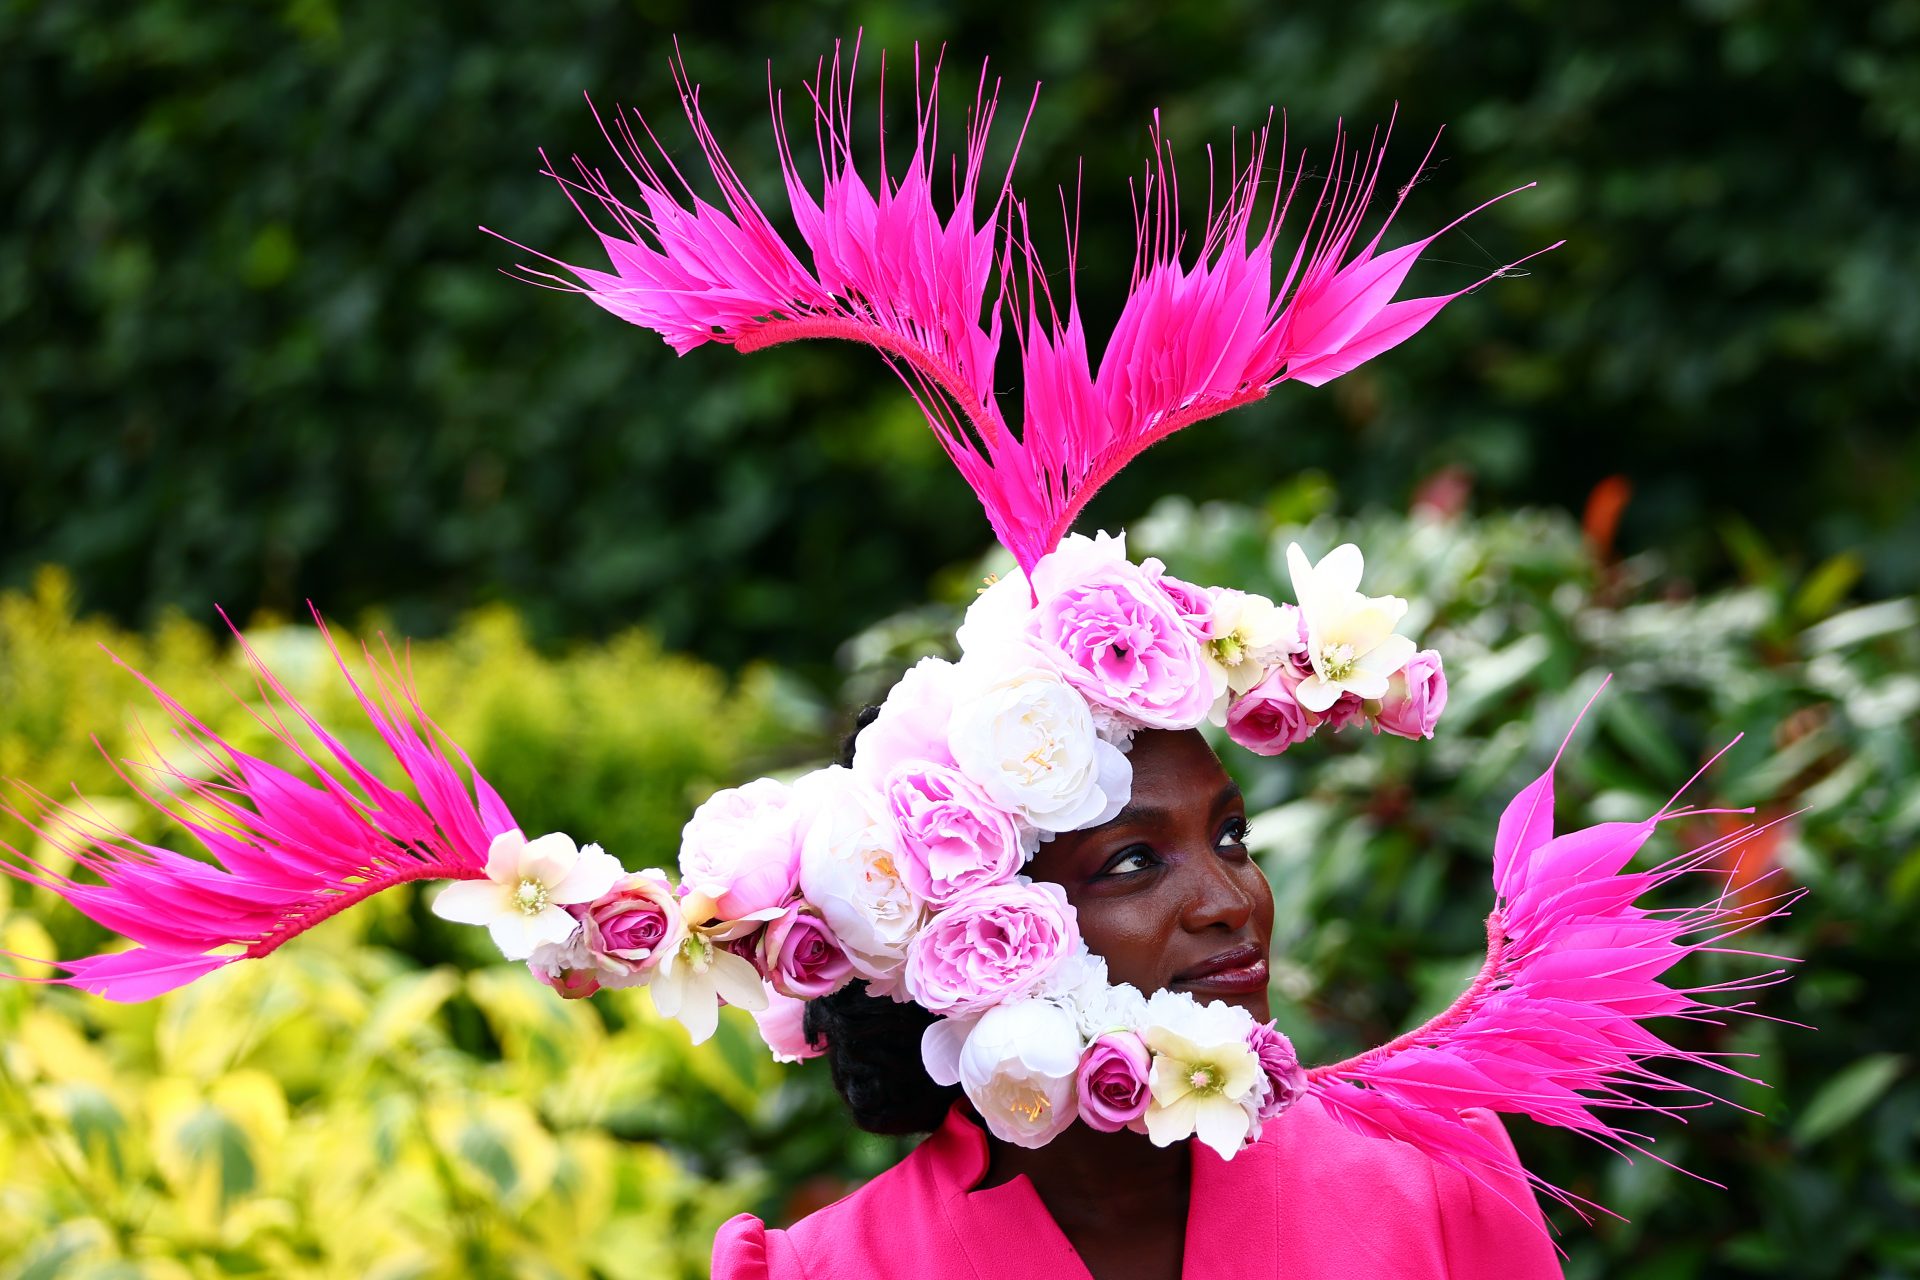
[1026,729,1274,1021]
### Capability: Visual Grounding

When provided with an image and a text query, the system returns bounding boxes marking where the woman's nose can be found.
[1175,847,1256,934]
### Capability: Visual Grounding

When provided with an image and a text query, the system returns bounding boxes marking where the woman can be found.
[2,44,1782,1280]
[714,727,1564,1280]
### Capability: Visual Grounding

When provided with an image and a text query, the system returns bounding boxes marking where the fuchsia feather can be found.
[1304,690,1803,1215]
[496,41,1560,577]
[0,612,513,1001]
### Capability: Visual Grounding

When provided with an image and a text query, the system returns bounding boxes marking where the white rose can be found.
[947,643,1132,835]
[957,998,1085,1148]
[795,766,928,996]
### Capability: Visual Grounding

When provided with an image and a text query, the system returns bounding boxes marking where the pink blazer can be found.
[713,1098,1563,1279]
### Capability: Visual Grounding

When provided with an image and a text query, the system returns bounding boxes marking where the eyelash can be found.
[1098,818,1252,877]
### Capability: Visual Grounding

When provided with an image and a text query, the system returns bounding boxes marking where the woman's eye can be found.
[1217,817,1252,850]
[1099,846,1156,876]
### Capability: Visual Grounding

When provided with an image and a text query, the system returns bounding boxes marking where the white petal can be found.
[524,906,582,952]
[431,879,510,926]
[550,842,622,904]
[487,912,546,961]
[922,1016,976,1087]
[1193,1098,1253,1159]
[518,831,580,888]
[483,830,527,882]
[710,951,769,1012]
[1357,634,1418,677]
[1285,544,1315,606]
[1344,671,1391,701]
[1316,544,1365,598]
[1293,675,1341,713]
[673,977,722,1044]
[648,967,686,1018]
[1144,1095,1198,1147]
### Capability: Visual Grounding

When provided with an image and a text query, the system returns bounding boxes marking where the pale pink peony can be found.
[1225,668,1321,755]
[851,656,960,780]
[756,904,856,999]
[1076,1031,1153,1132]
[678,777,803,919]
[1247,1021,1308,1123]
[882,761,1027,907]
[1374,648,1448,740]
[1026,534,1214,730]
[903,880,1081,1015]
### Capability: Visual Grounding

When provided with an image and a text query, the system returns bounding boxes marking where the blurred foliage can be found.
[3,1,1917,675]
[4,494,1916,1276]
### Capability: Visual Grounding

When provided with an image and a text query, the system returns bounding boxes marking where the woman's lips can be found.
[1171,946,1270,995]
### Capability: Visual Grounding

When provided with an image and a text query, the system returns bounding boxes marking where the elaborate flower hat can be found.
[2,43,1794,1212]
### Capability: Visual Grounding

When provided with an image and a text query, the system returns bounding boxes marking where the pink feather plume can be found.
[0,611,514,1001]
[1304,686,1803,1216]
[496,40,1559,575]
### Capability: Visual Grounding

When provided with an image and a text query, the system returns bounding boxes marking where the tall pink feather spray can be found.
[493,41,1560,578]
[0,612,512,1001]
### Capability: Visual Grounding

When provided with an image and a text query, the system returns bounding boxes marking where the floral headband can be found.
[2,43,1792,1212]
[431,530,1442,1156]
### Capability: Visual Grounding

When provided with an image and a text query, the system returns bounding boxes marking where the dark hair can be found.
[799,705,963,1135]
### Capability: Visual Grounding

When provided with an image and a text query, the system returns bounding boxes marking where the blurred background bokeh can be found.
[2,2,1915,1277]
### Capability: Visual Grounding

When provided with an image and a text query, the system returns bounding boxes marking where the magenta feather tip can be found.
[0,610,516,1001]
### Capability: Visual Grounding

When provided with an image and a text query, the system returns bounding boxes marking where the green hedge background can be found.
[2,2,1916,1277]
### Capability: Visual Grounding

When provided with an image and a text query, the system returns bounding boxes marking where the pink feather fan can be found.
[496,39,1559,576]
[1304,685,1803,1217]
[0,612,512,1001]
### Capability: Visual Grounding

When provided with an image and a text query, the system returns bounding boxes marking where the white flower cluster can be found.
[428,533,1422,1156]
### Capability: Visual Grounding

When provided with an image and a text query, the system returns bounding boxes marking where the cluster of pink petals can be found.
[503,41,1556,576]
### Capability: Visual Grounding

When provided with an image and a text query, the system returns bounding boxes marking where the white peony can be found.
[946,642,1132,835]
[955,998,1086,1148]
[1286,542,1418,714]
[795,766,928,995]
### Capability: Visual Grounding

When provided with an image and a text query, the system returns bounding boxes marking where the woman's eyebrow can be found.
[1211,780,1244,812]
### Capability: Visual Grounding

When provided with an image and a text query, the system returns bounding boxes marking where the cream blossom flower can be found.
[1285,542,1418,714]
[1141,990,1263,1158]
[1200,589,1298,723]
[646,889,772,1044]
[431,830,622,961]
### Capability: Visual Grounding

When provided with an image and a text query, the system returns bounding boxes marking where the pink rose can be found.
[1225,668,1321,755]
[531,954,601,1000]
[1027,535,1214,730]
[1076,1031,1152,1132]
[882,761,1026,907]
[750,986,824,1063]
[678,777,803,919]
[1373,649,1447,740]
[1320,691,1368,733]
[903,880,1081,1015]
[756,905,856,999]
[1248,1021,1307,1123]
[581,869,685,988]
